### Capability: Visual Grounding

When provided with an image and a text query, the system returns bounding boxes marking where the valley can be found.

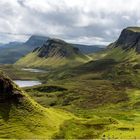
[1,26,140,139]
[1,0,140,139]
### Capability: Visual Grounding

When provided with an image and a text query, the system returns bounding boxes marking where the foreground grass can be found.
[23,76,140,138]
[0,104,74,138]
[25,85,140,138]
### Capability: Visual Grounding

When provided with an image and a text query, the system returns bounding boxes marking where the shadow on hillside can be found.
[0,101,12,121]
[0,92,23,122]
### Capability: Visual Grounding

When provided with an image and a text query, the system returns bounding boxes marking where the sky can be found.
[0,0,140,45]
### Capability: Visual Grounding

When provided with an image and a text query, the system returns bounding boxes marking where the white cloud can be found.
[122,16,130,20]
[0,0,140,44]
[66,36,110,45]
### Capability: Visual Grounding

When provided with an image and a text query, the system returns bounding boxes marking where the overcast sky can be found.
[0,0,140,45]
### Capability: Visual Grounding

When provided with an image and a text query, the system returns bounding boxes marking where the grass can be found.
[15,50,90,68]
[27,47,140,139]
[0,71,76,138]
[0,64,47,80]
[126,27,140,32]
[2,47,140,138]
[0,104,75,138]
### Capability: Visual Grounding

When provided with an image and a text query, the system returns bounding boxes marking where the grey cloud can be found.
[0,0,140,45]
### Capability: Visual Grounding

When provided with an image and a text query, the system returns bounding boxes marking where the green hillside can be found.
[2,27,140,138]
[0,71,75,138]
[2,47,140,138]
[20,47,140,139]
[15,39,90,68]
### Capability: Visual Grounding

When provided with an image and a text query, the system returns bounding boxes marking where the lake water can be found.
[14,80,42,87]
[21,68,46,73]
[13,68,45,87]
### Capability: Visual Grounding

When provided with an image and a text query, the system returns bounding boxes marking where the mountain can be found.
[0,42,23,48]
[73,44,105,54]
[0,35,49,64]
[16,38,89,68]
[25,35,49,46]
[0,71,74,138]
[0,43,4,47]
[35,27,140,139]
[2,27,140,139]
[109,27,140,52]
[0,35,104,64]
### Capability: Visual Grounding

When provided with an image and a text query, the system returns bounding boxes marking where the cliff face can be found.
[112,27,140,52]
[0,72,23,103]
[34,38,81,58]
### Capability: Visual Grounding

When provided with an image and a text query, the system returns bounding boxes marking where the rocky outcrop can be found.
[0,72,23,103]
[33,38,81,58]
[112,27,140,52]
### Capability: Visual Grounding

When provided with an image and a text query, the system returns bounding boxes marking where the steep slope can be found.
[0,35,49,64]
[0,71,73,138]
[110,27,140,52]
[16,39,90,68]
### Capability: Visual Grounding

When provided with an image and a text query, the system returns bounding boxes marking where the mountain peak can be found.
[45,38,67,45]
[112,26,140,52]
[29,35,49,40]
[35,38,81,58]
[16,38,89,68]
[25,35,49,46]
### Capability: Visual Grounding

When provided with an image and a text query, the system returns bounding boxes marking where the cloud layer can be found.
[0,0,140,45]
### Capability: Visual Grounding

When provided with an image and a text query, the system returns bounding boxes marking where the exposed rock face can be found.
[0,72,23,102]
[33,38,81,58]
[113,27,140,52]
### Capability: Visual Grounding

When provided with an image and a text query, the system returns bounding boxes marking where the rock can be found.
[34,38,81,58]
[112,27,140,52]
[0,72,23,102]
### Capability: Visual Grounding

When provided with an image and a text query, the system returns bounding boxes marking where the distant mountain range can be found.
[0,35,105,64]
[0,42,23,48]
[0,35,49,64]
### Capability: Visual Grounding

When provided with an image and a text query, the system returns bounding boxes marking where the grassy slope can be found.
[15,51,90,68]
[0,102,74,138]
[22,47,140,139]
[2,47,140,138]
[127,27,140,32]
[0,64,46,80]
[0,72,75,139]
